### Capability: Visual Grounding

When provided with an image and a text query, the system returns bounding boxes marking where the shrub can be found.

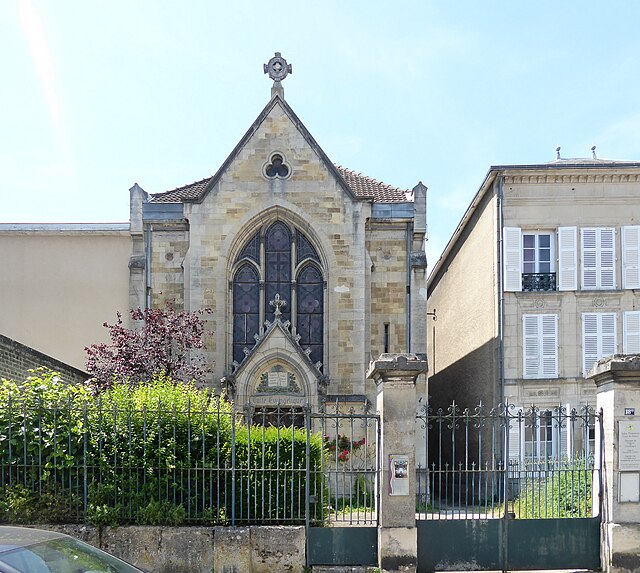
[517,458,593,518]
[231,424,325,523]
[0,370,325,526]
[0,369,92,476]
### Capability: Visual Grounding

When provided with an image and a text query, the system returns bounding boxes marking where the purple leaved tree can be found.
[85,304,213,389]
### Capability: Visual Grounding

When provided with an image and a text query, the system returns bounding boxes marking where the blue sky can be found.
[2,1,639,269]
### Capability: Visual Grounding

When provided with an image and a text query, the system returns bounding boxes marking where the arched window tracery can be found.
[232,221,324,369]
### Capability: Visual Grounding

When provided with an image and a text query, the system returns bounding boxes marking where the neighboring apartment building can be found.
[427,155,640,456]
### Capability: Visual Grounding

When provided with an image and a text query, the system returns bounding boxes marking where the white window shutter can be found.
[582,313,600,376]
[524,314,558,379]
[599,228,616,289]
[558,227,577,291]
[582,228,616,289]
[582,229,598,289]
[622,226,640,289]
[583,312,617,376]
[623,311,640,354]
[503,227,522,292]
[601,312,617,358]
[523,315,540,378]
[508,407,525,466]
[541,314,558,377]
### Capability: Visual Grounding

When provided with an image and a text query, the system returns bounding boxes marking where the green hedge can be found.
[517,459,593,518]
[0,369,324,525]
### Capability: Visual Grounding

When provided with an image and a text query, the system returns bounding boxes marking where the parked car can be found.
[0,526,144,573]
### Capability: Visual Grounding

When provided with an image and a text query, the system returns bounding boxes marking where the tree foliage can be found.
[85,304,212,388]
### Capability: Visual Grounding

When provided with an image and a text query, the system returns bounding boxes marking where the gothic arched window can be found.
[232,222,324,369]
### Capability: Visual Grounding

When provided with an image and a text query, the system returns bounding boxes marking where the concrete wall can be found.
[0,225,131,371]
[427,182,500,409]
[44,525,306,573]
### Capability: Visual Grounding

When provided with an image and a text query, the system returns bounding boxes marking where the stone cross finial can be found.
[270,293,287,318]
[264,52,292,82]
[264,53,292,98]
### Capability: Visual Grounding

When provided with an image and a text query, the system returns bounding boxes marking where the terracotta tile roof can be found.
[150,166,411,204]
[334,165,409,202]
[150,177,210,203]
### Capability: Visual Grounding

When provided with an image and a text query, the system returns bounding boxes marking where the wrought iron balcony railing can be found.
[522,272,556,292]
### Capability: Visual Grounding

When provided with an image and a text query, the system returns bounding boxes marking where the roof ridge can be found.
[150,164,410,203]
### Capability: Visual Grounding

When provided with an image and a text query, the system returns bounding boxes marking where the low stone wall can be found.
[0,334,88,385]
[40,525,306,573]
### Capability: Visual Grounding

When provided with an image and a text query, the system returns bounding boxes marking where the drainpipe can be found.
[497,175,505,405]
[145,223,152,309]
[406,221,413,352]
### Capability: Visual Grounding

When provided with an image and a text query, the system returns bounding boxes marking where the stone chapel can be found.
[1,53,428,417]
[128,54,428,417]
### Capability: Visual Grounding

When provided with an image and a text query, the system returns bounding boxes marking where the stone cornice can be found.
[504,173,640,185]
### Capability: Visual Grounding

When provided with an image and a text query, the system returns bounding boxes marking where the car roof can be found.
[0,527,67,551]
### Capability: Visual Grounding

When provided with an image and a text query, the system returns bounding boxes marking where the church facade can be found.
[127,55,428,414]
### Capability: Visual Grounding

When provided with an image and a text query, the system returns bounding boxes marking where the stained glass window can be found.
[296,264,324,366]
[232,221,324,370]
[296,229,320,265]
[238,231,260,264]
[265,222,292,324]
[232,264,259,364]
[265,154,290,178]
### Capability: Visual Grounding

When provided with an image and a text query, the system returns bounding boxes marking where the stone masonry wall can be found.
[0,334,88,385]
[170,101,371,396]
[149,226,189,310]
[367,224,409,360]
[43,524,306,573]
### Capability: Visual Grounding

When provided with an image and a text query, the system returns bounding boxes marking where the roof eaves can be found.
[427,168,498,288]
[428,159,640,287]
[489,160,640,171]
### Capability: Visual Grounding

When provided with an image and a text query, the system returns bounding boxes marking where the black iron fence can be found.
[416,402,600,519]
[0,377,379,527]
[311,403,380,526]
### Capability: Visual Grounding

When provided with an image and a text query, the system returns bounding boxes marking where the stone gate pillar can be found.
[367,353,428,573]
[589,355,640,573]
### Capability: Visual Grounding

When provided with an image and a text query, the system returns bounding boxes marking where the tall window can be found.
[525,410,554,460]
[503,228,556,292]
[232,222,324,368]
[523,233,553,273]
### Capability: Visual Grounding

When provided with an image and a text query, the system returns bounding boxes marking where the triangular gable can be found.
[226,317,328,404]
[184,94,368,204]
[233,316,324,382]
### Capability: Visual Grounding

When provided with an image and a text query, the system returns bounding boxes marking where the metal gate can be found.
[305,401,381,568]
[416,402,602,572]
